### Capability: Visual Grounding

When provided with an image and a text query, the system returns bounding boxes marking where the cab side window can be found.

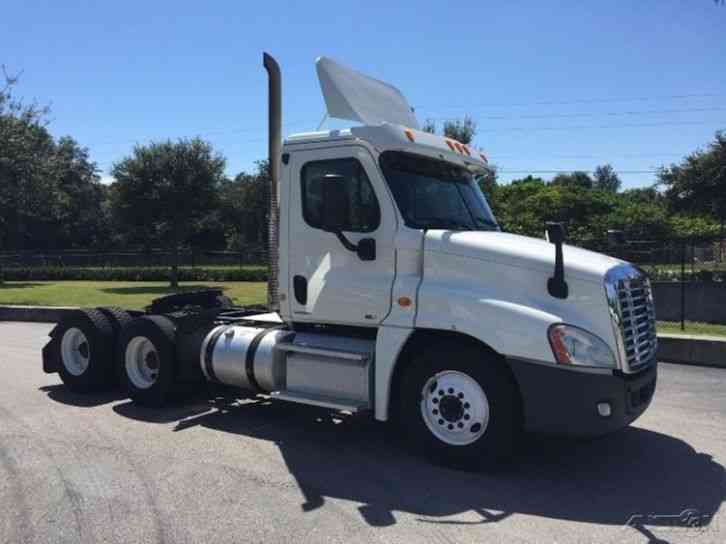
[301,158,380,232]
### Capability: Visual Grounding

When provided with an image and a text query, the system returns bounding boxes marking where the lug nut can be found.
[464,402,470,409]
[438,419,444,425]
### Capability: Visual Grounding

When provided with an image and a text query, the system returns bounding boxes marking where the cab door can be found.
[287,145,396,326]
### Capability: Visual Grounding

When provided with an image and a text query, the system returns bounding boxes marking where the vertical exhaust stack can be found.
[264,52,281,311]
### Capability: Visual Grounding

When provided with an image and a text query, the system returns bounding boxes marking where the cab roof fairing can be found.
[284,124,491,174]
[350,124,491,173]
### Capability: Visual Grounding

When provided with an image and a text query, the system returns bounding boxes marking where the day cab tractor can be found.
[42,53,658,470]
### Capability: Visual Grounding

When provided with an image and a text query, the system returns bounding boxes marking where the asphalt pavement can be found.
[1,321,724,543]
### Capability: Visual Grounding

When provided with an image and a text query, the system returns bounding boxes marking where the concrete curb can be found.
[2,305,725,369]
[0,305,78,323]
[657,334,726,369]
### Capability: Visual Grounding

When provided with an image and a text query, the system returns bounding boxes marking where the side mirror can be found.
[545,222,568,299]
[357,238,376,261]
[545,222,565,244]
[607,229,626,249]
[320,175,349,232]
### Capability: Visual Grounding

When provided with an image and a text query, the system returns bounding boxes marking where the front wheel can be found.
[398,342,521,471]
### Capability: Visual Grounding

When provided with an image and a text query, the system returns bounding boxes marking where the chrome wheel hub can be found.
[60,328,91,376]
[125,336,160,389]
[420,370,490,446]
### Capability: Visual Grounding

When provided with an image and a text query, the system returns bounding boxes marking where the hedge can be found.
[1,266,268,282]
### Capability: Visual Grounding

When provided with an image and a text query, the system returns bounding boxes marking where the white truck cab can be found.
[43,53,658,470]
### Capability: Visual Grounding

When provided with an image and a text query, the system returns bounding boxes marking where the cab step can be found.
[275,341,370,363]
[270,390,369,412]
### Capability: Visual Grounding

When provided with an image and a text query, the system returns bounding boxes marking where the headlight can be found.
[548,324,616,368]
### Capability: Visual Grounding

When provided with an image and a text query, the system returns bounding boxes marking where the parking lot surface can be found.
[1,322,724,543]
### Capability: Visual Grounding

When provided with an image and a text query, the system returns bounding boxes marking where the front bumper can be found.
[508,357,657,437]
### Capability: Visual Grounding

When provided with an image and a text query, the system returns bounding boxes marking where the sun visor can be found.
[316,56,419,129]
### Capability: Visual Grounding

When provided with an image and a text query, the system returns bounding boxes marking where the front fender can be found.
[415,284,560,363]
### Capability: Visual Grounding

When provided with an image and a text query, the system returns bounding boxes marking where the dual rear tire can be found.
[57,309,116,393]
[55,309,178,406]
[116,316,177,407]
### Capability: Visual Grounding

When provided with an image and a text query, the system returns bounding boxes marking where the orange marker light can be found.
[445,140,456,151]
[454,142,464,153]
[404,129,415,142]
[397,296,412,308]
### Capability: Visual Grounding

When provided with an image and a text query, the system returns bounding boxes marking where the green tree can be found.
[219,160,270,250]
[659,130,726,236]
[53,136,110,248]
[443,116,477,144]
[593,164,621,193]
[0,67,56,253]
[1,68,108,257]
[421,118,437,134]
[550,171,593,190]
[421,116,477,144]
[111,138,225,287]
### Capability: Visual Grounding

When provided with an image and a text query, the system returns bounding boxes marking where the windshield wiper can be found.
[472,216,499,229]
[425,219,473,230]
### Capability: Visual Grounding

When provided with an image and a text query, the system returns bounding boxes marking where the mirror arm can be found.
[331,230,359,252]
[545,221,568,299]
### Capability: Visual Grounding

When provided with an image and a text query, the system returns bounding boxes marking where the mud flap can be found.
[42,337,61,374]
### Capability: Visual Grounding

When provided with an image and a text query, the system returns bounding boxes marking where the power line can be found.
[91,120,315,148]
[487,152,683,159]
[477,120,724,133]
[416,92,725,112]
[424,106,725,122]
[498,169,658,174]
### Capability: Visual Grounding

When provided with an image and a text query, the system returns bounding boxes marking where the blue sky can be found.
[3,0,724,188]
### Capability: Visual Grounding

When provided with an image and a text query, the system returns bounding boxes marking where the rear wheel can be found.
[398,342,520,471]
[57,309,115,393]
[118,316,177,407]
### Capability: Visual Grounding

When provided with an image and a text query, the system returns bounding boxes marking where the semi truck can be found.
[41,53,658,470]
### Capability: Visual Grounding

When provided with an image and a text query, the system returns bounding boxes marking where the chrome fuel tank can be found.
[200,325,294,392]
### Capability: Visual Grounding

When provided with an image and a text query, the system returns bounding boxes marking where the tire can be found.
[97,306,135,383]
[56,309,116,393]
[117,315,177,407]
[397,342,521,471]
[97,306,135,337]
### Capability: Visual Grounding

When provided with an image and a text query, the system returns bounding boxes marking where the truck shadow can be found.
[39,384,126,407]
[112,393,724,534]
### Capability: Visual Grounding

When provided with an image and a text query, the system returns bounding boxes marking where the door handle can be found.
[293,275,308,305]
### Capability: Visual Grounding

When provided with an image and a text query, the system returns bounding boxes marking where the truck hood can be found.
[424,230,624,283]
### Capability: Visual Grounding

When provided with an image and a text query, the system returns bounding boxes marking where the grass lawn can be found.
[0,281,267,310]
[657,320,726,337]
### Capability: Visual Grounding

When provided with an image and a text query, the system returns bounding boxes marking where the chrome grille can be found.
[606,267,657,372]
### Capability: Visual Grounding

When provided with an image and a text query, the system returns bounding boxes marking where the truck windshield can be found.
[379,151,499,231]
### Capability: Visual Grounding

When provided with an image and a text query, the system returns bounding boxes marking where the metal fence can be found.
[2,236,725,327]
[588,235,726,328]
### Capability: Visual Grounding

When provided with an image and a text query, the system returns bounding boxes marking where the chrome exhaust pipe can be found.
[263,52,281,311]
